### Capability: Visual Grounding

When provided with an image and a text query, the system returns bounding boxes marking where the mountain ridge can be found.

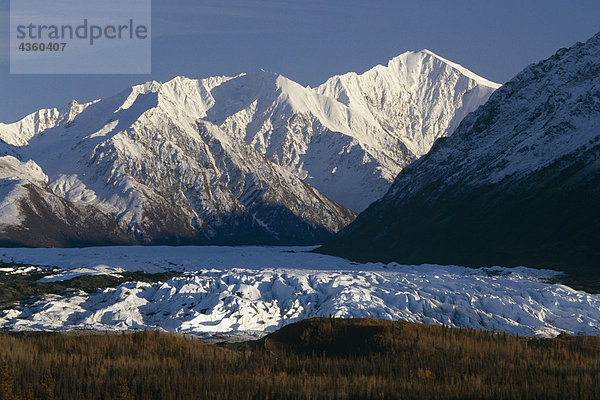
[318,33,600,273]
[0,50,498,247]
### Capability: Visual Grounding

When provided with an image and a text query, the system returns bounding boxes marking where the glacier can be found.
[0,246,599,339]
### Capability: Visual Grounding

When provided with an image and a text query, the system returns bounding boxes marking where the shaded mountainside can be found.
[0,51,496,247]
[319,32,600,275]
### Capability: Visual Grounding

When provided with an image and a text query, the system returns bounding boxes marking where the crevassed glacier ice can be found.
[0,246,598,338]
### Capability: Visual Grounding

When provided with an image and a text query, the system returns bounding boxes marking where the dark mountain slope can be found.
[318,32,600,275]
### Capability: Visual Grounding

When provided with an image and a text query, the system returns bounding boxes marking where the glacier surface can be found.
[0,246,599,339]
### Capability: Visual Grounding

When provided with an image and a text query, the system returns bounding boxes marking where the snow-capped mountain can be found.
[0,88,355,246]
[218,51,498,212]
[316,50,500,159]
[319,33,600,273]
[0,50,497,247]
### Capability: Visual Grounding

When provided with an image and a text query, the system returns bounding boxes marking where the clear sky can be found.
[1,0,599,123]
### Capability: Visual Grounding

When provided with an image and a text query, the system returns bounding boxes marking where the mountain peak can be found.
[0,50,499,247]
[316,49,499,158]
[318,31,600,271]
[386,49,501,89]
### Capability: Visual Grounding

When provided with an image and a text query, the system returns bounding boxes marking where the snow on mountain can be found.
[204,51,498,212]
[0,99,99,147]
[0,246,599,338]
[0,50,497,246]
[319,32,600,272]
[316,50,500,159]
[204,70,416,212]
[4,84,355,246]
[0,156,47,228]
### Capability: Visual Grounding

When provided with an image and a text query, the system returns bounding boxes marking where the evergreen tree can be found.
[0,363,15,400]
[41,370,55,400]
[115,377,133,400]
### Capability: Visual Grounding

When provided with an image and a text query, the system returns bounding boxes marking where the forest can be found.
[1,317,599,399]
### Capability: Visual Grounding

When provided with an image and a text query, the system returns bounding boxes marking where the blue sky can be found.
[1,0,600,122]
